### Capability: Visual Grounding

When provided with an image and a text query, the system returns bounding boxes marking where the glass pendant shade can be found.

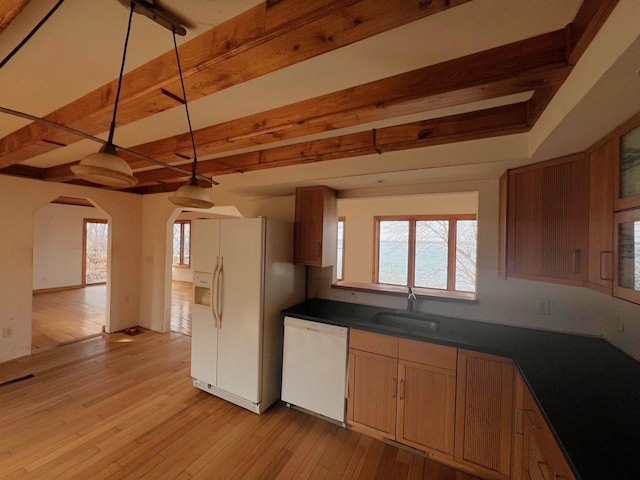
[71,143,138,188]
[169,177,214,208]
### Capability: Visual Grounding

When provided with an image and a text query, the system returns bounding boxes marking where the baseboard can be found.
[33,285,83,294]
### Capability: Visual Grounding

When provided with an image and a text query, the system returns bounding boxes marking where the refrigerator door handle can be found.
[211,256,220,329]
[217,257,224,329]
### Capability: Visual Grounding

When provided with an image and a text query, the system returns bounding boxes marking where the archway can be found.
[31,196,112,352]
[164,206,243,335]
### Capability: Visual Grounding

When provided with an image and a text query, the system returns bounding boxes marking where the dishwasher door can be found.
[281,316,348,422]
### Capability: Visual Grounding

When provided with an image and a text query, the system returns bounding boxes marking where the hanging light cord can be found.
[0,0,66,71]
[107,2,135,146]
[172,30,199,180]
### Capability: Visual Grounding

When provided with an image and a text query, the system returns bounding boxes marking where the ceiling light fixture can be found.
[70,4,138,188]
[168,28,214,209]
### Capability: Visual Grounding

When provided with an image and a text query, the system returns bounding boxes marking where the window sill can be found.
[332,281,477,303]
[172,264,191,269]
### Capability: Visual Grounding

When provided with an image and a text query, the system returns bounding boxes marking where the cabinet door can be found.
[588,138,615,293]
[455,350,514,479]
[294,186,337,267]
[348,349,397,439]
[507,154,589,284]
[397,360,456,459]
[523,390,577,480]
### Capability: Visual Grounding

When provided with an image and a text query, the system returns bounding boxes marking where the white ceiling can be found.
[1,0,639,197]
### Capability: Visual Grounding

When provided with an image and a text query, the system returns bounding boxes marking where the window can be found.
[375,215,477,293]
[173,220,191,267]
[336,218,345,281]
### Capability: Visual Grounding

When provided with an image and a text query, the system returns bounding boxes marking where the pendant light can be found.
[168,28,214,209]
[71,4,138,188]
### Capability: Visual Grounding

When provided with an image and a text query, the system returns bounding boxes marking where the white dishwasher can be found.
[281,316,348,423]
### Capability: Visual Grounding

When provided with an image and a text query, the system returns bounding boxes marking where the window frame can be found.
[173,220,191,268]
[373,214,477,293]
[336,217,346,281]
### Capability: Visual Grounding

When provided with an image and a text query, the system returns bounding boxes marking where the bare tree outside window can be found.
[415,220,448,290]
[173,221,191,267]
[375,216,476,293]
[378,220,409,285]
[85,220,108,284]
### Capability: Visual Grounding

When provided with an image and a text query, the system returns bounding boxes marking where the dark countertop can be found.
[282,298,640,480]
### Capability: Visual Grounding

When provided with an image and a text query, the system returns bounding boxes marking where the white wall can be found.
[338,192,478,283]
[32,203,108,290]
[309,179,640,361]
[0,175,142,363]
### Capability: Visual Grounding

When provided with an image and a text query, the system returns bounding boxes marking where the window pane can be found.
[620,125,640,198]
[456,220,477,292]
[618,220,640,291]
[336,220,344,281]
[378,221,409,285]
[414,221,448,290]
[173,223,181,264]
[183,223,191,266]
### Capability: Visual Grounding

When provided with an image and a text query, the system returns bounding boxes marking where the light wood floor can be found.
[0,330,483,480]
[32,285,106,353]
[171,281,192,336]
[31,282,193,352]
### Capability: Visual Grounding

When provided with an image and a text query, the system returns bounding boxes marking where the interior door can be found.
[216,218,265,403]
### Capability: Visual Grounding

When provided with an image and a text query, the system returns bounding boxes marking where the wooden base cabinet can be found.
[347,348,398,438]
[520,387,576,480]
[397,360,456,460]
[455,350,515,480]
[347,330,457,462]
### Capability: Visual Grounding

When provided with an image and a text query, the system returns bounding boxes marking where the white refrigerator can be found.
[191,217,305,413]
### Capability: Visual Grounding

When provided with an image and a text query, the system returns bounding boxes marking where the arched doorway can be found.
[31,196,112,352]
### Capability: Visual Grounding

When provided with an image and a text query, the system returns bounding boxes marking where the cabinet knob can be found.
[599,251,613,280]
[573,250,581,274]
[537,461,550,480]
[525,409,542,430]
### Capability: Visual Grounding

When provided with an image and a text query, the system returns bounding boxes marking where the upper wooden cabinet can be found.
[587,138,615,294]
[455,350,514,480]
[503,153,589,286]
[615,118,640,211]
[294,186,337,267]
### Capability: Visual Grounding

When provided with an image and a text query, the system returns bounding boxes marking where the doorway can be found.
[31,198,110,353]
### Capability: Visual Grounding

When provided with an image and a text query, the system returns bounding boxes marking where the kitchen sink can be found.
[370,311,440,335]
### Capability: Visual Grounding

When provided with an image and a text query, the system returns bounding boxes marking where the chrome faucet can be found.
[407,287,417,312]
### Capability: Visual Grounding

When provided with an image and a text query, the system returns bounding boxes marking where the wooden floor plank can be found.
[1,329,488,480]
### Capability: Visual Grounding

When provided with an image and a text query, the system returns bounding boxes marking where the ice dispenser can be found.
[193,272,213,307]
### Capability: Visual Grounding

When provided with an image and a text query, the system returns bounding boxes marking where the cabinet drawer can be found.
[399,338,457,371]
[350,329,398,357]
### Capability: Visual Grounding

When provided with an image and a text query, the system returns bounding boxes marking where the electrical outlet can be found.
[2,327,13,338]
[536,299,550,315]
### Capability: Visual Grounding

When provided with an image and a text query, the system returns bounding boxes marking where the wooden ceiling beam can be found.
[43,29,568,183]
[0,0,472,168]
[566,0,621,65]
[0,163,43,179]
[119,29,568,169]
[0,0,31,32]
[125,102,529,192]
